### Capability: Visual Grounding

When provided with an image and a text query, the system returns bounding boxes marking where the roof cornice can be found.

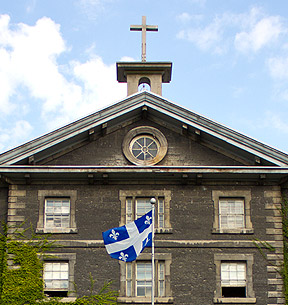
[1,165,288,174]
[0,91,288,166]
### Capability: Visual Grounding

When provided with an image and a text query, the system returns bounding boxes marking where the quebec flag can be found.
[102,210,153,262]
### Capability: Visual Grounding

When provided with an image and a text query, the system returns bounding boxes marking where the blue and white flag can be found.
[102,210,153,262]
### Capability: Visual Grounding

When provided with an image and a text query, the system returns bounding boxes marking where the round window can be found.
[122,127,168,166]
[130,135,160,161]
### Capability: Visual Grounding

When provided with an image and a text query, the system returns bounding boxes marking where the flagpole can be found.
[150,197,156,305]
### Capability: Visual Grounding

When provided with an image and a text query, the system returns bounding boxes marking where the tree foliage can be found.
[0,224,118,305]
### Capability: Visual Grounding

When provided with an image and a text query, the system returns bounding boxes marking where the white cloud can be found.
[177,13,193,23]
[76,0,114,20]
[119,56,135,62]
[0,120,33,152]
[67,56,125,116]
[26,0,37,13]
[188,0,206,7]
[235,15,285,53]
[266,56,288,102]
[0,15,68,114]
[176,13,204,24]
[177,17,224,52]
[0,14,127,151]
[177,7,286,55]
[267,56,288,80]
[176,12,241,54]
[79,0,102,5]
[266,112,288,133]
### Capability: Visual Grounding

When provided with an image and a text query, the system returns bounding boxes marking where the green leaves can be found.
[0,224,118,305]
[1,241,45,304]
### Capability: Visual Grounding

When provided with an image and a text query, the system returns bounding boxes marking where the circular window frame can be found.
[122,126,168,166]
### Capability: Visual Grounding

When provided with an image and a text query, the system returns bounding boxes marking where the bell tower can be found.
[116,16,172,96]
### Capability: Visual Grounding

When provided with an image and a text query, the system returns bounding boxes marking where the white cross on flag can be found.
[102,210,153,262]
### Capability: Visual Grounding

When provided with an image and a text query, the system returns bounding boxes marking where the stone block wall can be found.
[4,181,284,303]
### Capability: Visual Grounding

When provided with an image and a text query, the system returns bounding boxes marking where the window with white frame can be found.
[120,190,171,233]
[43,253,76,298]
[44,262,69,296]
[36,190,77,233]
[212,190,253,234]
[119,253,172,303]
[221,262,246,298]
[127,197,165,228]
[219,198,245,230]
[122,126,168,166]
[214,254,256,304]
[128,261,165,297]
[136,262,153,297]
[45,198,70,229]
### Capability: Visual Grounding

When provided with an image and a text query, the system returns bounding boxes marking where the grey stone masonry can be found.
[265,187,285,305]
[7,184,26,236]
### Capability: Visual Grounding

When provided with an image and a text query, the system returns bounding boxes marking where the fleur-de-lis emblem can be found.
[144,237,149,246]
[119,252,129,262]
[109,229,119,240]
[144,215,152,225]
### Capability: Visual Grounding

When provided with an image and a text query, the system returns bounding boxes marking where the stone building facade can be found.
[0,60,288,304]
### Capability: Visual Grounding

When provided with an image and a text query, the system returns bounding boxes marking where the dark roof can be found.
[0,91,288,166]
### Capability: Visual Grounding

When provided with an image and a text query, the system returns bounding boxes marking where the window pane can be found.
[126,198,133,223]
[126,264,132,279]
[145,286,152,296]
[126,264,132,297]
[159,262,165,297]
[45,263,53,271]
[131,136,159,161]
[62,200,70,206]
[137,286,146,296]
[136,198,151,218]
[46,200,54,206]
[159,281,165,297]
[159,262,165,280]
[136,262,152,297]
[44,262,69,290]
[62,207,70,214]
[45,198,71,229]
[127,280,132,297]
[44,271,53,280]
[219,199,244,229]
[158,198,164,228]
[221,262,246,287]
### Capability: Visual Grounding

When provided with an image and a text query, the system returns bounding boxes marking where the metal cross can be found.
[130,16,158,62]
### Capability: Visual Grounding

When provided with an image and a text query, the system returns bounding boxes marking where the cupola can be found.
[116,16,172,96]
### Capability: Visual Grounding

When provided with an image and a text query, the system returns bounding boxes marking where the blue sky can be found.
[1,0,288,154]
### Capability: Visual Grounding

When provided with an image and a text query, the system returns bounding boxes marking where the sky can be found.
[1,0,288,155]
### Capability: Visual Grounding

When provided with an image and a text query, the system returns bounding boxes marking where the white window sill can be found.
[212,228,254,234]
[118,296,173,303]
[155,228,173,234]
[44,296,77,303]
[44,289,76,301]
[36,228,78,234]
[58,297,77,303]
[214,297,256,303]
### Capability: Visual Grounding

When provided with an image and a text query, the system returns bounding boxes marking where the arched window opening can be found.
[138,77,151,92]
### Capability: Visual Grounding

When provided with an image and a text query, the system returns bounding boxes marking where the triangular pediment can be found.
[1,91,288,167]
